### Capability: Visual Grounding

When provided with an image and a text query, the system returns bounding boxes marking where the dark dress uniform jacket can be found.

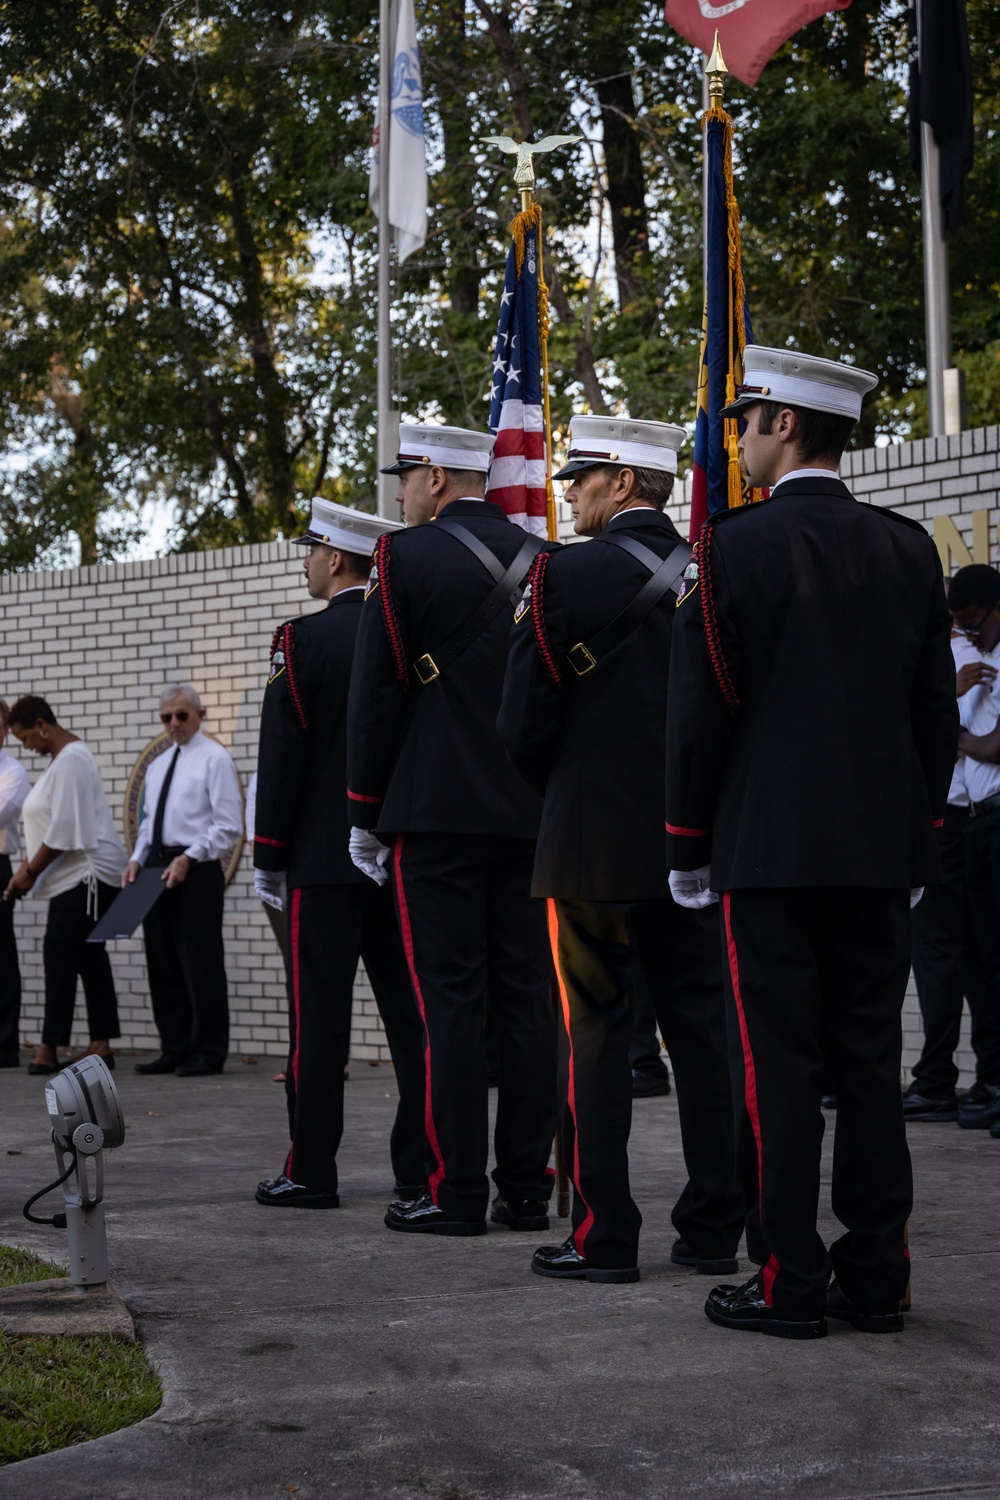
[665,477,960,889]
[254,591,368,887]
[346,498,544,838]
[499,508,689,900]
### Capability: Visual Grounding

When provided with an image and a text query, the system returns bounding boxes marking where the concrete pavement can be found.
[1,1055,998,1500]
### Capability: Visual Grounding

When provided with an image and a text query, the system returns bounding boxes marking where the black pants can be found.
[392,833,558,1222]
[283,881,427,1196]
[962,807,1000,1086]
[628,962,664,1075]
[912,804,999,1094]
[722,887,912,1316]
[142,859,228,1063]
[41,880,120,1047]
[0,855,22,1054]
[549,897,743,1271]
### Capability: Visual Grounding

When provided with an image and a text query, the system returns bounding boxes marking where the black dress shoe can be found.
[825,1280,903,1333]
[174,1056,224,1077]
[957,1082,1000,1129]
[531,1235,639,1283]
[26,1061,56,1076]
[820,1093,837,1110]
[631,1066,672,1099]
[256,1174,339,1209]
[990,1118,1000,1139]
[0,1052,20,1068]
[392,1182,428,1203]
[670,1237,739,1275]
[901,1088,958,1122]
[384,1190,486,1237]
[705,1274,827,1339]
[135,1053,187,1075]
[490,1194,550,1231]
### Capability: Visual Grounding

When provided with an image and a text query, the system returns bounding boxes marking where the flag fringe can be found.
[509,203,557,541]
[703,105,750,510]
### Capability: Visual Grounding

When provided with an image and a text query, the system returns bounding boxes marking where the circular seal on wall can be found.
[123,733,245,887]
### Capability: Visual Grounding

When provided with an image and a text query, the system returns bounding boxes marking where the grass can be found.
[0,1245,162,1467]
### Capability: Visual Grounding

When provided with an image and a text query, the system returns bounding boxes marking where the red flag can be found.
[664,1,852,87]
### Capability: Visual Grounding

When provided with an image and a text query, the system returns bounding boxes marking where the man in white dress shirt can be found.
[124,684,243,1076]
[0,698,30,1066]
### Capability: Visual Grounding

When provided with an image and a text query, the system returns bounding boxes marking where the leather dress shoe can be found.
[174,1056,224,1077]
[0,1052,20,1068]
[27,1061,57,1076]
[384,1190,486,1237]
[632,1065,672,1099]
[490,1194,550,1231]
[531,1235,639,1283]
[825,1280,903,1333]
[670,1237,739,1275]
[901,1088,957,1122]
[256,1174,339,1209]
[135,1053,187,1075]
[705,1274,827,1339]
[990,1118,1000,1139]
[821,1093,837,1110]
[957,1082,1000,1129]
[392,1182,428,1203]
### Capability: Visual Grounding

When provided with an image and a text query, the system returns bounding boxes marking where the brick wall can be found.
[2,423,998,1079]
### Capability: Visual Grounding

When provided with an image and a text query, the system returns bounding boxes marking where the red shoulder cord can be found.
[283,622,308,731]
[530,551,562,689]
[697,523,739,714]
[375,533,409,688]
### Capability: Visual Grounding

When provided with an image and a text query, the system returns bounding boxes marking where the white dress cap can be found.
[721,346,879,421]
[553,415,686,481]
[381,423,494,475]
[292,498,403,551]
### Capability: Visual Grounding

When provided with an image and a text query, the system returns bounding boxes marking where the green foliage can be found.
[1,0,999,569]
[0,1245,68,1287]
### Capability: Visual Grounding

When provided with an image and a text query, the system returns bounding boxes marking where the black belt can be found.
[969,792,1000,819]
[149,844,188,868]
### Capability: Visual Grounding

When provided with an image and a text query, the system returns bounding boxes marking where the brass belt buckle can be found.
[414,653,440,685]
[568,643,597,676]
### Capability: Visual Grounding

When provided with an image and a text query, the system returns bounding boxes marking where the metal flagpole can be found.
[916,2,962,438]
[376,0,396,517]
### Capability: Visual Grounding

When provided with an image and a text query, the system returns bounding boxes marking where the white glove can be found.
[349,827,391,887]
[909,887,925,910]
[254,869,287,912]
[668,866,718,910]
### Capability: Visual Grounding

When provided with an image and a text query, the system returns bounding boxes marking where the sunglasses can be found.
[160,711,190,723]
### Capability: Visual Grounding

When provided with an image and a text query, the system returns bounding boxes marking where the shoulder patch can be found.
[364,560,380,599]
[514,581,532,623]
[676,558,700,608]
[267,622,288,684]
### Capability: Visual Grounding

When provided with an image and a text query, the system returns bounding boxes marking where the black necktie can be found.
[150,746,180,862]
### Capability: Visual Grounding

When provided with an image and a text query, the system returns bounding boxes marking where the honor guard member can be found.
[346,423,558,1237]
[253,498,428,1209]
[498,416,744,1284]
[665,347,959,1338]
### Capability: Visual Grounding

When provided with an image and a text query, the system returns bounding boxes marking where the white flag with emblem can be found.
[368,0,428,264]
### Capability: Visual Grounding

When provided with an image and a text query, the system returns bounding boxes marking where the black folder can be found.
[87,867,167,941]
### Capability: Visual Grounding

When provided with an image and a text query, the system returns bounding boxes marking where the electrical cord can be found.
[23,1152,77,1226]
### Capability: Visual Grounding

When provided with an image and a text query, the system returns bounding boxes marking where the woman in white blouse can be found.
[3,696,127,1076]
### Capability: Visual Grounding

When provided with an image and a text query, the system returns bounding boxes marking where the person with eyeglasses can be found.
[946,565,1000,1135]
[123,683,243,1077]
[2,695,126,1076]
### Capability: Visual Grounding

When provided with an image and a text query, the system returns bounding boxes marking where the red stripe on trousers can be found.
[393,836,447,1205]
[722,892,780,1306]
[547,899,596,1257]
[286,887,303,1178]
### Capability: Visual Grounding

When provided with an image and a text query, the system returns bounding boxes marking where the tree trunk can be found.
[594,71,649,309]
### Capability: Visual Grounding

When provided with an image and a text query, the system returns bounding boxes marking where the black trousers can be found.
[41,880,120,1047]
[283,881,427,1196]
[963,807,1000,1086]
[0,855,21,1054]
[392,833,558,1222]
[912,804,999,1093]
[722,887,913,1316]
[628,962,664,1075]
[142,859,228,1063]
[549,897,743,1271]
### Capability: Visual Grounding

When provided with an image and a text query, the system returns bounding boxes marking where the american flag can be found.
[487,216,548,536]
